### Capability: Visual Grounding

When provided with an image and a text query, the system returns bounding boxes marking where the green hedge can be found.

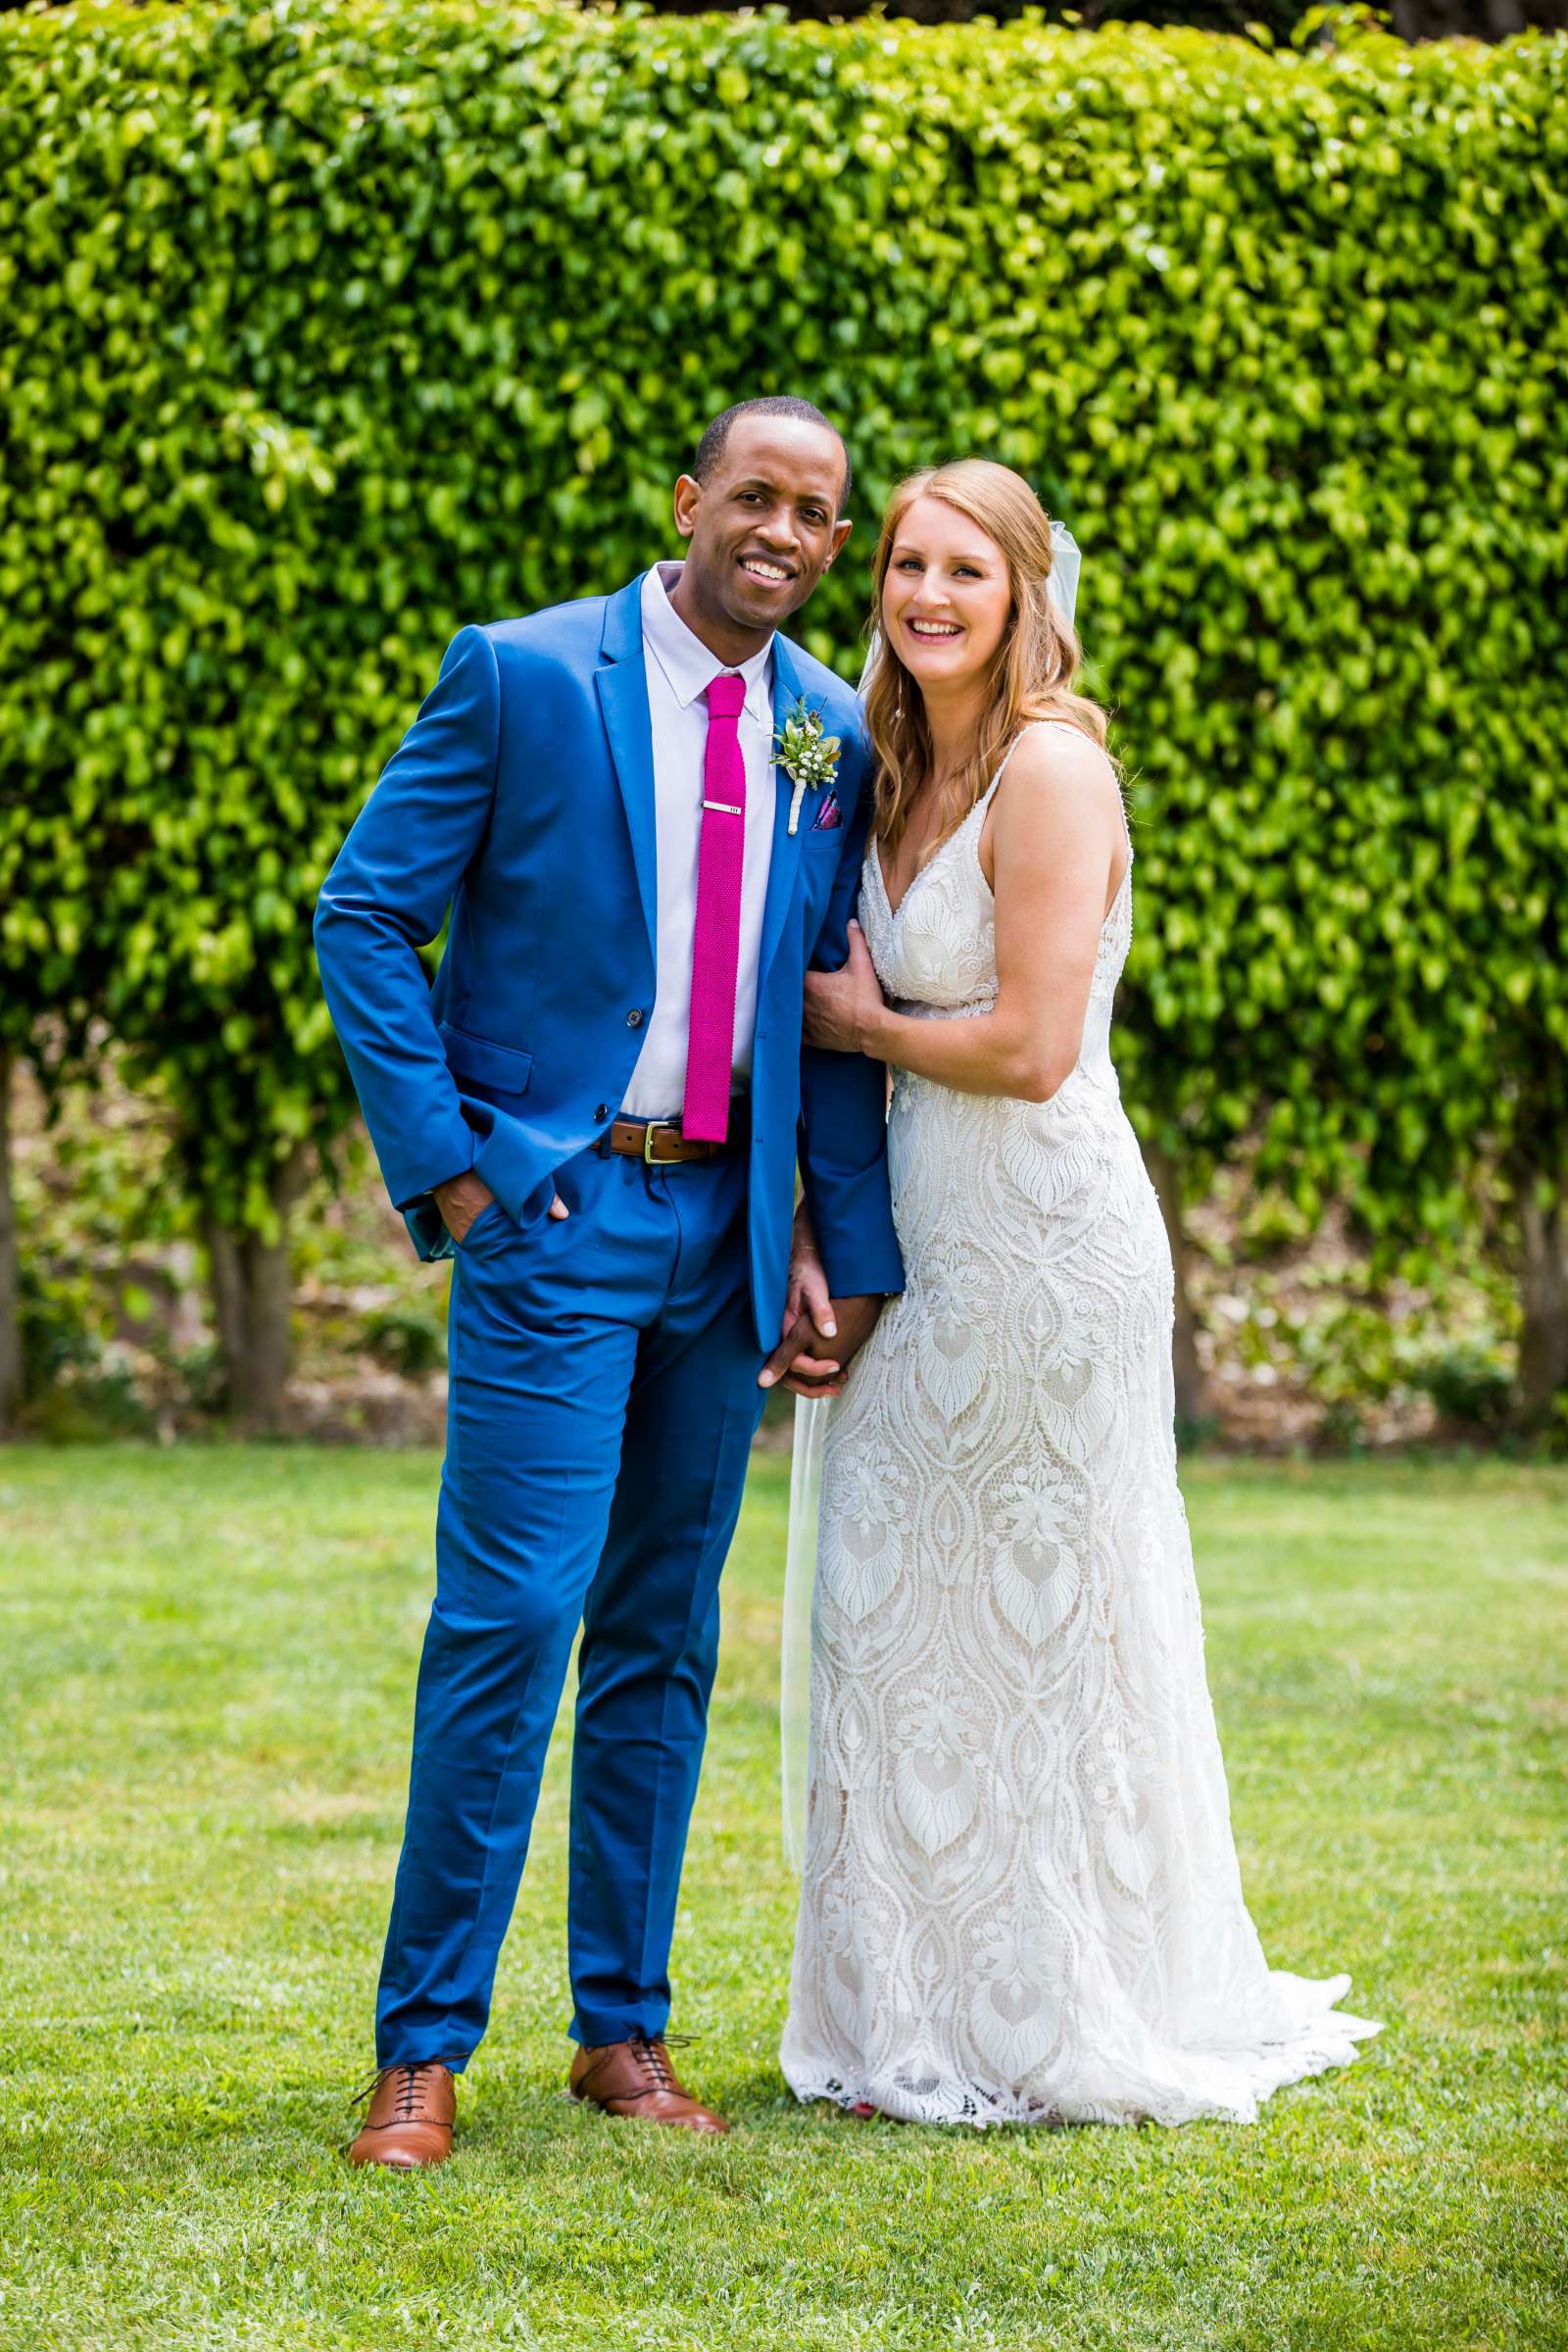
[2,0,1565,1381]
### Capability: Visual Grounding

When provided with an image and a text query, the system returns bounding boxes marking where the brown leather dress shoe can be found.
[348,2060,457,2168]
[568,2034,728,2134]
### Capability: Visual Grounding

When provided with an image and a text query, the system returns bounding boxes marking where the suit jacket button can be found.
[594,1104,610,1123]
[626,1008,644,1028]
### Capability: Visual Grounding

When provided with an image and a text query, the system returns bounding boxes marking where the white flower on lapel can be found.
[774,698,843,835]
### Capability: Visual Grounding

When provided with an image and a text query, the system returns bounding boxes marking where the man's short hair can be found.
[693,396,853,514]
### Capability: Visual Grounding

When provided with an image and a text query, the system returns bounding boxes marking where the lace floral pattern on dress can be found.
[780,724,1380,2128]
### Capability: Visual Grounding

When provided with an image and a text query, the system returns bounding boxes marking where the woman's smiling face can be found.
[881,493,1013,692]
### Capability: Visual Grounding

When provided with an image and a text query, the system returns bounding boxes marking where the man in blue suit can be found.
[316,397,902,2163]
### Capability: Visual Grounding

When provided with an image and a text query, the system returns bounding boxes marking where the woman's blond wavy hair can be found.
[863,461,1108,857]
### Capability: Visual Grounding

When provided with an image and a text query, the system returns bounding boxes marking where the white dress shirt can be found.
[622,562,777,1121]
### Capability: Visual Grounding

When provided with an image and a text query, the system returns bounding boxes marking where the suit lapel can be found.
[758,635,808,995]
[594,577,659,968]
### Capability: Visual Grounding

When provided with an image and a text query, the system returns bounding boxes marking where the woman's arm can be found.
[803,727,1124,1104]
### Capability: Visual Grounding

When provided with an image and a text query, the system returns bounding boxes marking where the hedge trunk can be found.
[1516,1184,1568,1430]
[203,1147,308,1430]
[1144,1140,1207,1433]
[0,1049,21,1436]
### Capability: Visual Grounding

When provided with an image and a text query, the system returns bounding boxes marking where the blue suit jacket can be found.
[314,574,904,1348]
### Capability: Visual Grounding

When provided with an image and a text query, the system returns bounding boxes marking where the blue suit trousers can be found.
[374,1139,765,2067]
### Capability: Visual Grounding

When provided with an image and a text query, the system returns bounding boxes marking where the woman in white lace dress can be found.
[778,461,1378,2128]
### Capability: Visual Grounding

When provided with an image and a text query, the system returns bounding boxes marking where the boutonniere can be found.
[774,699,843,836]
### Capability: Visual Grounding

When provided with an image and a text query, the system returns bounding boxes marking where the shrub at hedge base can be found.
[1,0,1565,1420]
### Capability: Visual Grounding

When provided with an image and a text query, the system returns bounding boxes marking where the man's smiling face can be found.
[670,415,853,658]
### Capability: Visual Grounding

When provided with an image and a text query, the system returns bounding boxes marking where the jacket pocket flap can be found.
[438,1021,533,1095]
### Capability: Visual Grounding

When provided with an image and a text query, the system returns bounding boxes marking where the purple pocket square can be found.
[810,792,843,832]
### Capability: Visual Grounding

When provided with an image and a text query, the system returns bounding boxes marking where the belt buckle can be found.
[643,1119,680,1165]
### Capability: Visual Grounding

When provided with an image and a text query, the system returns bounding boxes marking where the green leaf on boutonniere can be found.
[775,700,843,835]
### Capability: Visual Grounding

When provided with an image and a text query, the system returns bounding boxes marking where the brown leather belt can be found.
[606,1117,733,1166]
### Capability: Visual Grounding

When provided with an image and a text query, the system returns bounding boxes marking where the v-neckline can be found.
[872,799,984,925]
[870,722,1133,933]
[871,801,1134,936]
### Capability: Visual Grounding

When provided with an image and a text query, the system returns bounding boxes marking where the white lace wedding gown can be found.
[780,724,1379,2127]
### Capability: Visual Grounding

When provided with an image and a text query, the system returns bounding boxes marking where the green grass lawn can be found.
[2,1447,1565,2351]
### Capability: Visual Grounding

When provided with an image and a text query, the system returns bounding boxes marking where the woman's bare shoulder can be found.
[1004,717,1117,793]
[993,720,1122,840]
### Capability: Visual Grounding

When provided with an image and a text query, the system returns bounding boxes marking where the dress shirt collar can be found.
[642,562,774,729]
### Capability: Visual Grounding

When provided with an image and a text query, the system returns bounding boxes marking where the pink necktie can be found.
[682,673,748,1144]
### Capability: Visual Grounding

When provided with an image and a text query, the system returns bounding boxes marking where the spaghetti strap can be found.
[989,715,1112,792]
[985,718,1055,801]
[985,719,1132,873]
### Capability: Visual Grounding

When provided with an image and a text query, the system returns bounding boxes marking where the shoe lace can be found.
[349,2060,450,2119]
[627,2031,697,2094]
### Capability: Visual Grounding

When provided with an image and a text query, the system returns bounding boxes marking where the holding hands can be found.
[759,1204,883,1398]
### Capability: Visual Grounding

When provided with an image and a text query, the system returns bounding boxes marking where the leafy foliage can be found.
[663,0,1568,44]
[1,0,1564,1297]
